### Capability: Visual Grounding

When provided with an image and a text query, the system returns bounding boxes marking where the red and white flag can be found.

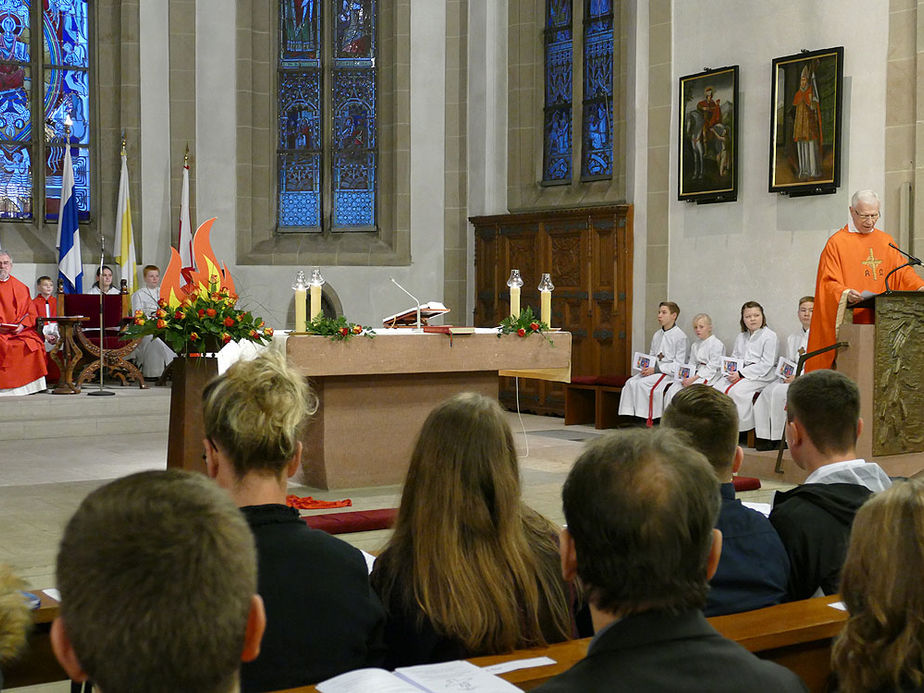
[178,155,193,279]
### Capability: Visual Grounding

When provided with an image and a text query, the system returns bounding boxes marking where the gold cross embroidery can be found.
[861,248,882,278]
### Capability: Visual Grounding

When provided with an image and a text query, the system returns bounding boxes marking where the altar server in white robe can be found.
[712,301,779,432]
[753,296,813,449]
[618,301,687,424]
[130,265,176,379]
[662,312,724,410]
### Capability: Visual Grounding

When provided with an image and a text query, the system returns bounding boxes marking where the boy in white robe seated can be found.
[663,312,724,410]
[712,301,779,433]
[130,264,177,380]
[618,301,687,425]
[753,296,813,451]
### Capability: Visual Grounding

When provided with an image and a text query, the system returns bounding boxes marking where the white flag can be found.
[113,151,137,293]
[178,161,193,271]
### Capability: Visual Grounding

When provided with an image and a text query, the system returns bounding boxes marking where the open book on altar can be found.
[383,301,450,327]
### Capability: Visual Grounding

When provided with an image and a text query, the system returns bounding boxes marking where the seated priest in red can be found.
[805,189,924,371]
[0,251,47,395]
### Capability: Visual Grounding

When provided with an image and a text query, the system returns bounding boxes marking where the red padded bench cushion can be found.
[733,476,761,492]
[303,508,397,535]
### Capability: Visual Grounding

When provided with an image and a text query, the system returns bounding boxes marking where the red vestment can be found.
[805,226,924,370]
[31,294,57,319]
[0,276,47,388]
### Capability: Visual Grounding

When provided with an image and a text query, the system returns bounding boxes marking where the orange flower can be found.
[221,332,232,344]
[133,317,145,326]
[258,320,265,328]
[133,309,144,318]
[174,310,185,320]
[206,308,217,318]
[155,309,167,318]
[211,293,220,301]
[339,327,349,336]
[264,327,274,337]
[157,319,167,329]
[189,332,200,341]
[352,325,362,334]
[157,298,167,307]
[249,329,258,338]
[530,322,540,331]
[223,316,235,327]
[198,309,205,318]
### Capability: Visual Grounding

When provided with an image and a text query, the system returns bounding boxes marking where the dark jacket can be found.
[533,609,807,692]
[239,504,386,692]
[769,483,873,600]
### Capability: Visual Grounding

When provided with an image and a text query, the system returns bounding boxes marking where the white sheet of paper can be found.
[481,656,556,675]
[741,501,772,517]
[828,601,847,611]
[316,668,425,693]
[397,660,522,692]
[43,588,61,601]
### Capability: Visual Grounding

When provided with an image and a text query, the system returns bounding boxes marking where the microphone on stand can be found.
[389,277,422,332]
[884,243,923,293]
[88,232,114,396]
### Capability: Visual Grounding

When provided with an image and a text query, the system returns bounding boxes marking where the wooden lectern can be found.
[836,291,923,474]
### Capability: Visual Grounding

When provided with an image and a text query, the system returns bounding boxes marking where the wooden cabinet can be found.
[470,205,633,416]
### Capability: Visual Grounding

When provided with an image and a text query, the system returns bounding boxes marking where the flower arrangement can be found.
[123,277,272,356]
[306,314,375,342]
[498,306,553,344]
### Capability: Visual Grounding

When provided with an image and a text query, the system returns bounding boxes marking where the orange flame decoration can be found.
[159,218,238,308]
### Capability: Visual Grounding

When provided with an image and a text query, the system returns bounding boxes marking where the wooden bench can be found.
[287,595,847,692]
[564,378,628,429]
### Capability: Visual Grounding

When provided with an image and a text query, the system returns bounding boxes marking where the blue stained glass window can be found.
[543,0,572,184]
[581,0,613,180]
[277,0,377,232]
[0,0,90,222]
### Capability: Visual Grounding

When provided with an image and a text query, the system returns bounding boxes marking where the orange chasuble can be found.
[0,276,47,388]
[805,226,924,371]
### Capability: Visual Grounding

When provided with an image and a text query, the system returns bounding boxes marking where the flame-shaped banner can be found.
[160,217,238,308]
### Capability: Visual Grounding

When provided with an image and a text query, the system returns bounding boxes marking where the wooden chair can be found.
[60,281,146,388]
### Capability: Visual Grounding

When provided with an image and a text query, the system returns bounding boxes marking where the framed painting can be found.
[769,46,844,195]
[678,65,738,203]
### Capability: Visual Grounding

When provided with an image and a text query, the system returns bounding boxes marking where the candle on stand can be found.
[538,273,554,326]
[506,269,523,318]
[309,267,325,320]
[293,270,307,332]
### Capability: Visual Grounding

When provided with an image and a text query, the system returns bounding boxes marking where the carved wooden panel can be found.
[471,205,633,416]
[873,292,924,455]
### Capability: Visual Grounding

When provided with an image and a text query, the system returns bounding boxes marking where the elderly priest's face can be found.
[849,200,880,234]
[0,254,11,281]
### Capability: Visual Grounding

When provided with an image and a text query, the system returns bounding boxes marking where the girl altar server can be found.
[712,301,779,432]
[662,312,724,410]
[618,301,687,425]
[753,296,813,450]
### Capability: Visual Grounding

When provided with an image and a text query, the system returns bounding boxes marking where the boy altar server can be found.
[663,312,724,410]
[618,302,687,425]
[753,296,813,450]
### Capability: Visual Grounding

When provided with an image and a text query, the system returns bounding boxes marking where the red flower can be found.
[133,309,144,318]
[530,322,540,331]
[352,325,362,334]
[339,327,349,336]
[198,309,205,318]
[157,298,167,307]
[174,310,185,320]
[223,316,235,327]
[258,320,265,328]
[155,309,167,318]
[264,327,274,337]
[189,332,200,341]
[133,317,145,326]
[222,332,232,344]
[211,293,221,301]
[517,327,526,337]
[206,308,217,318]
[156,319,167,329]
[249,329,258,338]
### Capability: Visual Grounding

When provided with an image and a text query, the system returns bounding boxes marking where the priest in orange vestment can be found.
[805,190,924,371]
[0,251,47,394]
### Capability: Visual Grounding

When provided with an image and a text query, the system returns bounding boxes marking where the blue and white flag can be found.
[55,139,83,293]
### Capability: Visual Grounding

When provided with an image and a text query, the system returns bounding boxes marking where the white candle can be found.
[540,290,551,326]
[510,286,520,318]
[295,287,307,332]
[310,284,321,320]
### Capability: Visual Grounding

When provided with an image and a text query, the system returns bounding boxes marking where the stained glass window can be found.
[277,0,377,232]
[581,0,612,180]
[0,0,90,222]
[542,0,572,184]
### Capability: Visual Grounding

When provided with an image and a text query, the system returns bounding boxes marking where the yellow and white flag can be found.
[113,149,137,293]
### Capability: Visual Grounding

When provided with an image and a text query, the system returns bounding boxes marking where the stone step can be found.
[0,386,170,441]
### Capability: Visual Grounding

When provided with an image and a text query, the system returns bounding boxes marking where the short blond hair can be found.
[202,350,318,477]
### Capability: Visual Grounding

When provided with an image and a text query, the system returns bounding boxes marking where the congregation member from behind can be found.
[203,350,385,691]
[50,470,266,693]
[831,479,924,693]
[662,385,789,616]
[769,369,891,600]
[534,428,805,692]
[370,392,581,669]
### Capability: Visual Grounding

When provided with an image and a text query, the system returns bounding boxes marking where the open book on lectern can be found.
[382,302,450,327]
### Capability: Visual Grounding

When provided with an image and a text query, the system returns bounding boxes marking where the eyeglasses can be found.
[853,211,880,221]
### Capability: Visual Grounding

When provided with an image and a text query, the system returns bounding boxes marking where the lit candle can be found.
[293,270,307,332]
[309,267,325,321]
[538,273,554,327]
[506,269,523,319]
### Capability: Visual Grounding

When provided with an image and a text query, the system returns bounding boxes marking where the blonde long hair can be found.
[832,479,924,692]
[373,393,571,654]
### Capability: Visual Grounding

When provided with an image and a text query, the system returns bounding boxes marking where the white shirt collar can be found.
[804,458,892,492]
